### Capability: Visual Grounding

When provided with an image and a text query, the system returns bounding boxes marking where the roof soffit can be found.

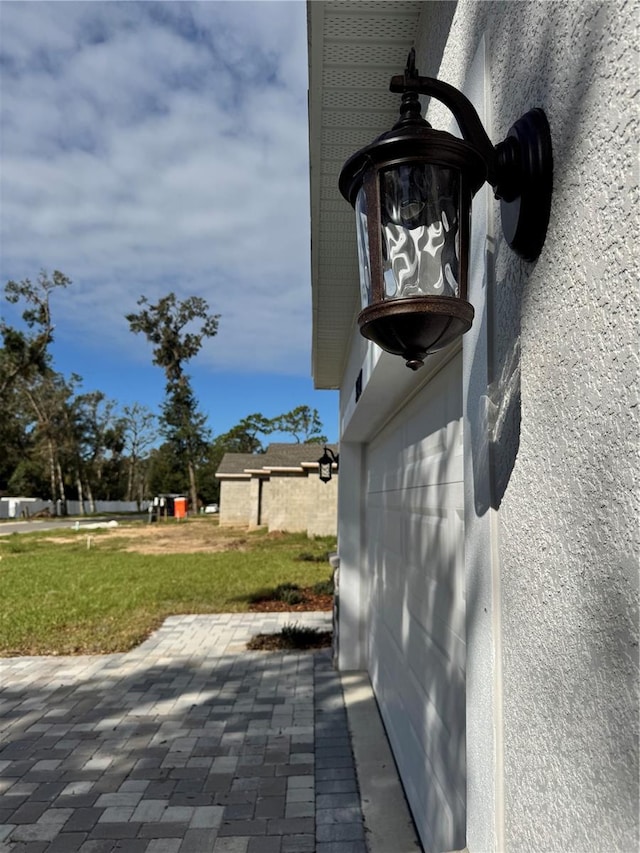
[308,0,423,389]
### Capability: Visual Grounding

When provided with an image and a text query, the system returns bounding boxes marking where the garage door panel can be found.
[365,512,463,637]
[371,621,463,797]
[365,353,465,853]
[403,615,466,739]
[372,588,465,740]
[404,481,464,515]
[371,617,466,847]
[367,501,404,561]
[371,657,442,852]
[405,574,465,657]
[377,565,465,716]
[370,441,462,493]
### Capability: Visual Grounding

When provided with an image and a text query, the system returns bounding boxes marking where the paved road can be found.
[0,516,148,536]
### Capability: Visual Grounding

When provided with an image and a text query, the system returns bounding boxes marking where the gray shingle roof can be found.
[216,452,260,476]
[215,443,338,477]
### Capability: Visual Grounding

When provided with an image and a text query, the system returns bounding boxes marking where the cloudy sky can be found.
[0,0,338,441]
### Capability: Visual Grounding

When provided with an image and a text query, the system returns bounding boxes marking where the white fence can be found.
[0,499,52,519]
[66,500,150,515]
[0,498,149,519]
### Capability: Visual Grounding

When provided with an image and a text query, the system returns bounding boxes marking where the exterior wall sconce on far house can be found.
[318,447,339,483]
[339,49,554,370]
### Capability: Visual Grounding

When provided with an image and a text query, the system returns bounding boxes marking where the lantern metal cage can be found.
[318,447,339,483]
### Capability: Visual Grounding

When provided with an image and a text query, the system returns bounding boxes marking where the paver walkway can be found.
[0,613,366,853]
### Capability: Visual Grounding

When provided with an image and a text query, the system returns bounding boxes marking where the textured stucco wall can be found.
[426,1,638,850]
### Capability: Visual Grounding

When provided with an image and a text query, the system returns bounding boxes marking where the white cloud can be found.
[0,0,312,375]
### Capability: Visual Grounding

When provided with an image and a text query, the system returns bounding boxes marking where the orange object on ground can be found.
[174,497,187,519]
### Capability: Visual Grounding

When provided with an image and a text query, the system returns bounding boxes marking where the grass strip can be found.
[0,526,335,656]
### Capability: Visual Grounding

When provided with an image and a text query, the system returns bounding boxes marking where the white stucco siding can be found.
[365,353,466,853]
[421,1,639,849]
[317,1,637,848]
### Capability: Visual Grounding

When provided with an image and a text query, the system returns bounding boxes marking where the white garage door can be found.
[365,353,466,853]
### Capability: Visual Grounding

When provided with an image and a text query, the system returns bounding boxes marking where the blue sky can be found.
[0,0,338,443]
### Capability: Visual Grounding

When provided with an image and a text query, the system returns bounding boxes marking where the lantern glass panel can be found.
[380,163,461,300]
[319,461,332,482]
[355,186,372,309]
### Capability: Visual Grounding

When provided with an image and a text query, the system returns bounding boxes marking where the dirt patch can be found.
[121,522,249,555]
[249,589,333,612]
[42,521,252,555]
[124,534,249,556]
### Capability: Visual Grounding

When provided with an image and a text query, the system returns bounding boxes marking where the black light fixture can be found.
[318,446,339,483]
[339,49,553,370]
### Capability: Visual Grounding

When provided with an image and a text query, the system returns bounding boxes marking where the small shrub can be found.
[247,622,332,651]
[273,583,303,605]
[280,623,325,647]
[312,577,334,596]
[296,551,329,563]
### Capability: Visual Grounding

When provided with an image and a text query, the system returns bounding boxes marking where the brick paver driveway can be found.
[0,613,366,853]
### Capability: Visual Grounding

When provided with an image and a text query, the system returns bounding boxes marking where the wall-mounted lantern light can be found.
[339,49,553,370]
[318,446,339,483]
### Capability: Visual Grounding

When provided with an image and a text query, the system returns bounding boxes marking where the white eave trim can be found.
[308,0,423,389]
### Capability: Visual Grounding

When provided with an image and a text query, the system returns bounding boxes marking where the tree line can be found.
[0,271,327,512]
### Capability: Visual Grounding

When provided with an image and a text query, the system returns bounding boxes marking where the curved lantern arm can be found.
[390,48,544,207]
[320,447,339,467]
[390,49,498,187]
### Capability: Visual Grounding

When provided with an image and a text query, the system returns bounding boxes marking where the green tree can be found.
[19,369,77,506]
[126,293,219,509]
[160,378,210,502]
[121,403,157,506]
[0,270,71,398]
[146,442,188,498]
[7,454,50,498]
[0,384,32,492]
[272,405,327,444]
[0,271,72,495]
[218,413,274,454]
[1,271,162,508]
[70,390,126,510]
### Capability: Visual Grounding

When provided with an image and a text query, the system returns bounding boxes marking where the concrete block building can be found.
[215,443,338,537]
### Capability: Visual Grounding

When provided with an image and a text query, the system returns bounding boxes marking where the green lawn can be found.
[0,523,335,656]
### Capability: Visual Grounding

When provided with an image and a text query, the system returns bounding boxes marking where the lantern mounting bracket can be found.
[390,48,553,261]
